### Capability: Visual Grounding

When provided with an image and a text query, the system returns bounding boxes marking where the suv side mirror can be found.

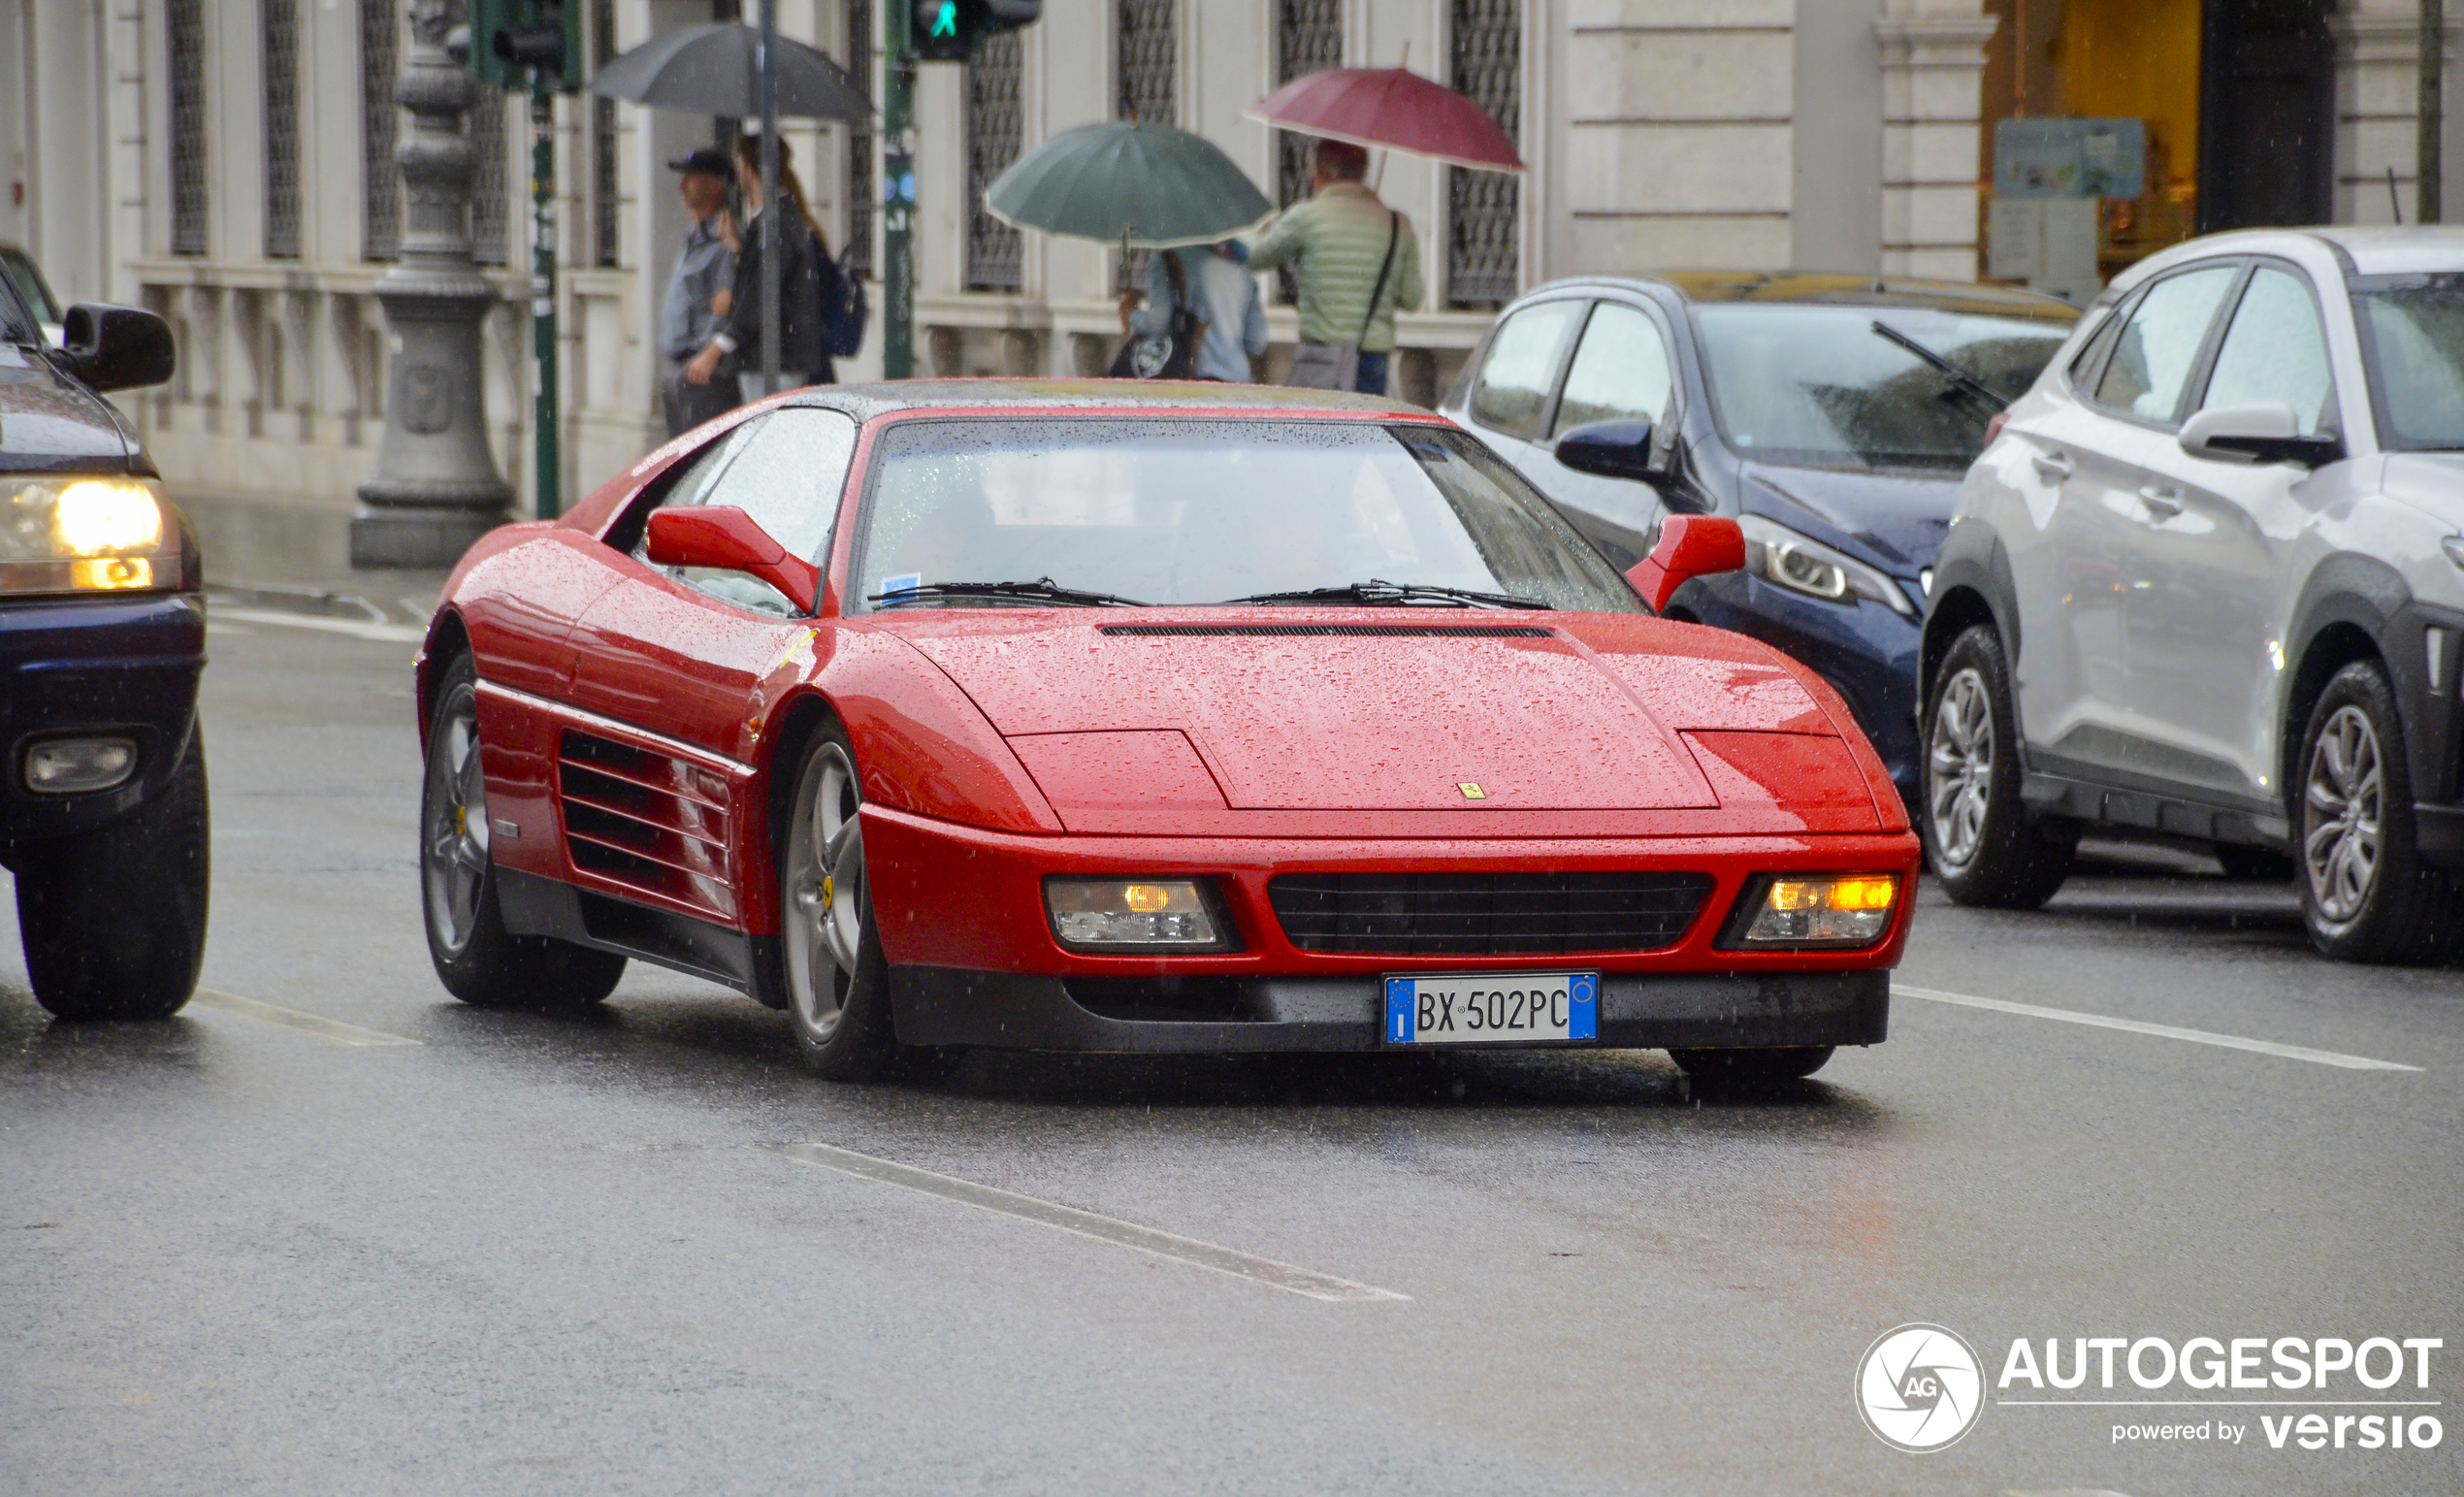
[58,304,177,392]
[2179,401,2343,469]
[645,505,821,614]
[1626,513,1744,614]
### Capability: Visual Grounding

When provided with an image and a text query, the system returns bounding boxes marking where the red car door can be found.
[554,407,860,927]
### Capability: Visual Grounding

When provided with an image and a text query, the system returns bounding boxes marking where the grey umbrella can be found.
[587,22,868,122]
[984,120,1274,249]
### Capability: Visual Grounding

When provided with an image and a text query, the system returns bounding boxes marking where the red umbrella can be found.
[1247,67,1524,174]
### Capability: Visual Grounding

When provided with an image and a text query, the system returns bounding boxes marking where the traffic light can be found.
[910,0,1040,62]
[468,0,581,91]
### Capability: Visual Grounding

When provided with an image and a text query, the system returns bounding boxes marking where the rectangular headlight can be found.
[1044,878,1231,952]
[1,477,177,594]
[1724,873,1900,949]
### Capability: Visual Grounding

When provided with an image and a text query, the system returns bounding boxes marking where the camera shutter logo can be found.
[1856,1323,1986,1452]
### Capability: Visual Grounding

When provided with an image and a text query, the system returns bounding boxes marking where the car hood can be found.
[0,342,131,472]
[1739,462,1962,574]
[892,612,1852,819]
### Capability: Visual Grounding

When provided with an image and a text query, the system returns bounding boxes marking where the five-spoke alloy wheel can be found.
[780,721,900,1079]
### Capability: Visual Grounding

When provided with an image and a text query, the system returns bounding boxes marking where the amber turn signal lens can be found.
[1044,878,1226,951]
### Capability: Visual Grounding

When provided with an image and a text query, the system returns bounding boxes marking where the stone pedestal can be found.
[352,0,512,569]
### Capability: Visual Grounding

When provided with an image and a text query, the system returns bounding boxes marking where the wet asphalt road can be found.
[4,612,2460,1497]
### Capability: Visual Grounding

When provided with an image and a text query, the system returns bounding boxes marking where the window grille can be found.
[592,0,619,267]
[264,0,303,258]
[168,0,208,255]
[966,30,1023,292]
[1447,0,1519,309]
[472,92,510,266]
[1274,0,1341,303]
[842,0,874,279]
[1115,0,1176,287]
[360,0,401,259]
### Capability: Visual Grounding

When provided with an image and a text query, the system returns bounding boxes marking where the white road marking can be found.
[207,605,426,645]
[1898,985,2421,1072]
[760,1141,1409,1303]
[190,989,423,1047]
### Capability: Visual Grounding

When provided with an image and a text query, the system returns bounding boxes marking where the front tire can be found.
[18,731,210,1021]
[422,654,625,1007]
[778,721,901,1081]
[2296,661,2462,963]
[1924,626,2073,909]
[1668,1047,1833,1084]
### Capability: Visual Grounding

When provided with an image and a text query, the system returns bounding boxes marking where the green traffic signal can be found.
[909,0,1039,61]
[927,1,957,38]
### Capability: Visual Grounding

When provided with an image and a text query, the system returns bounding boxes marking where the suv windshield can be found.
[850,419,1642,614]
[1693,305,2073,472]
[2351,274,2464,450]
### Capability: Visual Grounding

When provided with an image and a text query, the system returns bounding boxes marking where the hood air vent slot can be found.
[1099,624,1552,639]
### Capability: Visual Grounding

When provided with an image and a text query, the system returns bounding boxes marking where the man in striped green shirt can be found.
[1247,140,1425,396]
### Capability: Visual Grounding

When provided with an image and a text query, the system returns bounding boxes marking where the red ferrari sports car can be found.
[415,382,1917,1082]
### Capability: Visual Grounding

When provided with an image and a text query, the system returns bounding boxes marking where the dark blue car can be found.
[0,267,205,1019]
[1441,274,2077,817]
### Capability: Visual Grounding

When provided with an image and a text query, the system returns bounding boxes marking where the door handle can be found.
[2138,485,2184,519]
[2030,450,2073,480]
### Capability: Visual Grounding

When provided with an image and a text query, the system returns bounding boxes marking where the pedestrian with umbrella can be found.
[683,131,838,400]
[1244,60,1525,397]
[657,146,741,436]
[592,17,869,407]
[981,119,1274,380]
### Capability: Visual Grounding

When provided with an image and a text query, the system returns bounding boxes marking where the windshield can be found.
[1692,305,2074,472]
[1,248,61,326]
[2351,275,2464,450]
[0,255,42,345]
[848,419,1642,614]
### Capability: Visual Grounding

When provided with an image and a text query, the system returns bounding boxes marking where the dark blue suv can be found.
[0,268,206,1020]
[1442,274,2077,818]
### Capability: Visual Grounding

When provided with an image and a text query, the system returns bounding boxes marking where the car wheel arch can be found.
[416,606,472,755]
[2283,555,2422,815]
[1920,520,2023,718]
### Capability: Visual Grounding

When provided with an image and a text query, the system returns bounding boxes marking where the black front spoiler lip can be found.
[892,966,1889,1053]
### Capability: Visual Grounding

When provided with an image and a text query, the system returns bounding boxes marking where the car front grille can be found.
[1266,871,1716,956]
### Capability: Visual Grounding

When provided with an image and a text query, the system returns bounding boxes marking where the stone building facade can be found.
[0,1,2448,563]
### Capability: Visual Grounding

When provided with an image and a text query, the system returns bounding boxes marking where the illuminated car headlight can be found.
[1,477,177,594]
[1045,878,1233,952]
[1721,873,1900,949]
[1735,513,1915,617]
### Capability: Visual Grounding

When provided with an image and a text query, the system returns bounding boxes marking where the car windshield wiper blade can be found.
[1869,320,2010,411]
[1225,578,1551,610]
[868,577,1148,608]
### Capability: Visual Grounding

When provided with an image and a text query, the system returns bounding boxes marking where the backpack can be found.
[1108,250,1208,380]
[823,243,867,360]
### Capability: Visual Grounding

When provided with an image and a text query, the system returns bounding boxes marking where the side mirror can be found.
[1554,419,1657,482]
[58,304,176,392]
[645,505,821,614]
[2179,401,2343,469]
[1625,513,1745,614]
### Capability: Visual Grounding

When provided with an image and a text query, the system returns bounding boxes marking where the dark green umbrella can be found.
[984,120,1274,249]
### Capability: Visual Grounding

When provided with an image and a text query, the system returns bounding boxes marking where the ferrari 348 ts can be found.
[416,382,1918,1083]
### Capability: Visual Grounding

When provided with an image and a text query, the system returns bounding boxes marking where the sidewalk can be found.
[179,488,455,628]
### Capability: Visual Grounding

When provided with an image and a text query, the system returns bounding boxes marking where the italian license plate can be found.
[1381,972,1600,1046]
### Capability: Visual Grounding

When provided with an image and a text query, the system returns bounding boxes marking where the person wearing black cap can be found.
[658,146,740,437]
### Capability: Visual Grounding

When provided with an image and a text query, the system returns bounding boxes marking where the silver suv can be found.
[1922,226,2464,962]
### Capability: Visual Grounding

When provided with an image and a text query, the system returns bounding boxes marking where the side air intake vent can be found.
[1269,871,1715,956]
[557,730,736,921]
[1099,623,1552,638]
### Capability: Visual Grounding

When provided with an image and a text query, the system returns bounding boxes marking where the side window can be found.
[2067,303,2127,387]
[636,407,859,617]
[2091,265,2239,424]
[1469,300,1581,440]
[2199,266,2337,436]
[1549,303,1675,439]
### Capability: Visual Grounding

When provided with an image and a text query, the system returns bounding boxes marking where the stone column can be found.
[352,0,513,569]
[2330,3,2456,225]
[1874,6,1998,280]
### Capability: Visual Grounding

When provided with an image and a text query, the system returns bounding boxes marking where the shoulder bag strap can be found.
[1356,212,1400,345]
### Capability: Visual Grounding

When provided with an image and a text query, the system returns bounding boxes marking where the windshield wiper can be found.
[868,577,1148,608]
[1225,578,1550,610]
[1870,320,2010,411]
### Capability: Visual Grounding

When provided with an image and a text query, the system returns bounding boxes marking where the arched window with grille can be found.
[591,0,619,268]
[966,30,1023,291]
[360,0,401,260]
[1274,0,1341,305]
[1115,0,1176,287]
[1447,0,1519,309]
[168,0,208,256]
[843,0,874,281]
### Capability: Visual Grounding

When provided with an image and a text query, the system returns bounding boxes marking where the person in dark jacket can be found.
[683,133,839,401]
